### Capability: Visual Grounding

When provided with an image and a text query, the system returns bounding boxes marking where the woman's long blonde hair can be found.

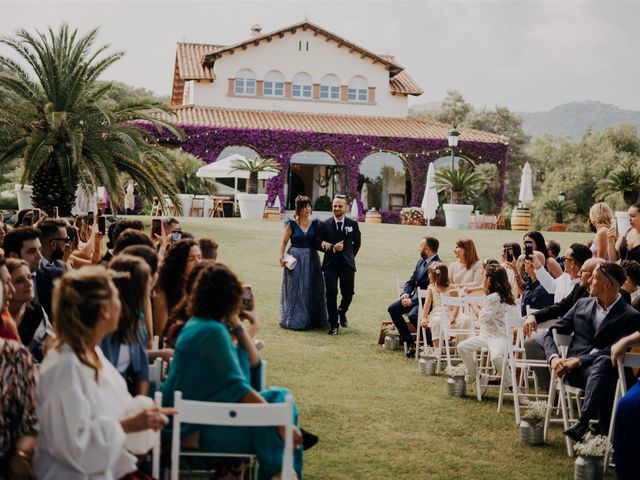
[52,266,114,381]
[589,202,614,228]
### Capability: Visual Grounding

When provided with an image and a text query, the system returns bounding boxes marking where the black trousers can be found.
[323,264,355,328]
[388,299,433,347]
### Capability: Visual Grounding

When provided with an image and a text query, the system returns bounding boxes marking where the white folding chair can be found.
[497,312,550,424]
[543,331,584,457]
[392,278,418,353]
[170,391,295,480]
[414,289,429,360]
[260,360,268,391]
[152,391,163,480]
[438,293,484,372]
[148,358,163,389]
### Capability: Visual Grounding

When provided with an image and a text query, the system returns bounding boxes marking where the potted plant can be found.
[418,346,438,375]
[435,166,484,229]
[231,156,279,219]
[596,159,640,233]
[519,400,547,446]
[170,150,217,215]
[383,325,401,351]
[543,198,575,232]
[444,364,468,397]
[573,433,611,480]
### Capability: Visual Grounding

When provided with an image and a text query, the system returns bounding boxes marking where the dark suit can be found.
[34,265,64,320]
[316,217,361,329]
[388,255,440,346]
[544,296,640,432]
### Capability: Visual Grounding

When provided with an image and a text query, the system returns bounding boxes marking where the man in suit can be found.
[544,262,640,441]
[317,195,361,336]
[388,236,440,357]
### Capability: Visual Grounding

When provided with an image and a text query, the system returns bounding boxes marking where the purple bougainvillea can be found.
[147,124,509,209]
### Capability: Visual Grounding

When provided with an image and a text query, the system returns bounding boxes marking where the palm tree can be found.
[170,149,217,195]
[596,158,640,208]
[434,166,484,204]
[230,156,279,194]
[0,25,183,215]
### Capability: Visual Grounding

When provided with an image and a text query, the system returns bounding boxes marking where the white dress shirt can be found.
[534,268,579,303]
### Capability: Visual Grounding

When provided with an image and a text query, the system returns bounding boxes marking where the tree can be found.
[170,149,217,195]
[230,156,279,194]
[0,25,182,215]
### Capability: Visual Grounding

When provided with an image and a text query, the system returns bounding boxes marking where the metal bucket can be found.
[519,419,544,446]
[446,376,466,397]
[574,456,604,480]
[384,334,400,351]
[419,357,437,375]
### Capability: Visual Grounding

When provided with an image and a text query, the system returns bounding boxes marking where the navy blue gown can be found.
[279,219,328,330]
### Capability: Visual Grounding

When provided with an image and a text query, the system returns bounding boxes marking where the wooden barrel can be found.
[511,208,531,231]
[365,210,382,223]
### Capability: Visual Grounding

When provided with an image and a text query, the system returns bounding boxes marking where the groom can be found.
[317,195,362,336]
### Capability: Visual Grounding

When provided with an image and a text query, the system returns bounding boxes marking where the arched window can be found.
[263,70,284,97]
[234,69,256,96]
[292,72,313,98]
[348,75,368,102]
[320,74,340,101]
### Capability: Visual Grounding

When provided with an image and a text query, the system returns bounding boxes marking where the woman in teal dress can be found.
[162,263,305,479]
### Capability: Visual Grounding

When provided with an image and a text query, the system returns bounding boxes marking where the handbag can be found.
[283,254,297,270]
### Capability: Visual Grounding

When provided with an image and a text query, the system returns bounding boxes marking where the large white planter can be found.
[237,193,268,219]
[15,184,33,211]
[615,210,630,234]
[177,194,194,217]
[442,203,474,229]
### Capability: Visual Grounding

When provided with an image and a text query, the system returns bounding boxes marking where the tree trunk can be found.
[451,190,464,204]
[247,172,258,195]
[31,161,76,216]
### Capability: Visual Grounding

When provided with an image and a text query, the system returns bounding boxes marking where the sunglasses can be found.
[51,237,71,244]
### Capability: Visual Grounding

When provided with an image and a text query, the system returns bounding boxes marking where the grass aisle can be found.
[155,217,612,480]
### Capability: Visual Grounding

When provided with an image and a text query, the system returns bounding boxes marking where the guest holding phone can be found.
[610,202,640,263]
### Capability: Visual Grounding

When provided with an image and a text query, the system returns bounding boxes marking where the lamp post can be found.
[556,191,566,224]
[448,128,460,170]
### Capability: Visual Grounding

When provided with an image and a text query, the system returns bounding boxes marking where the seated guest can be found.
[533,243,592,303]
[162,263,310,480]
[4,227,63,318]
[547,239,564,271]
[420,263,456,348]
[7,258,52,362]
[388,236,440,357]
[544,262,640,441]
[620,259,640,303]
[34,267,174,479]
[100,255,152,395]
[449,238,483,288]
[516,232,563,293]
[610,328,640,479]
[457,264,518,396]
[0,338,38,479]
[520,252,555,316]
[199,237,219,261]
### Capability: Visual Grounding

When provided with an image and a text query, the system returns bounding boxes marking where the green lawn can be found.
[146,217,612,480]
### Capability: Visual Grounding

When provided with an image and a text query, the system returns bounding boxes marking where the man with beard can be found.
[38,220,70,270]
[388,236,440,357]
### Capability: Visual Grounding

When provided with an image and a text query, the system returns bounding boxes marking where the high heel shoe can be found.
[300,428,319,450]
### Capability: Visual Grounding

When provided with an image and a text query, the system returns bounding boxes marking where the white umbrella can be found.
[421,163,439,226]
[360,183,369,210]
[350,198,359,220]
[273,195,281,210]
[518,161,534,208]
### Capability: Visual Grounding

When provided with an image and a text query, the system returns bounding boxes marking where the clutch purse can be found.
[284,254,297,270]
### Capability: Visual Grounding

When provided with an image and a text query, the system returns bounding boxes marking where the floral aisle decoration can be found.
[400,207,426,226]
[383,325,401,351]
[573,433,612,480]
[520,401,547,446]
[418,346,438,375]
[445,364,468,397]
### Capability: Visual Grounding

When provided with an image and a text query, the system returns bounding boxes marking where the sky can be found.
[1,0,639,113]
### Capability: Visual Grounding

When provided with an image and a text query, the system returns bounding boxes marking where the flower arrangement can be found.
[573,433,612,458]
[420,346,437,358]
[522,401,548,420]
[383,324,399,335]
[400,207,425,226]
[444,364,468,377]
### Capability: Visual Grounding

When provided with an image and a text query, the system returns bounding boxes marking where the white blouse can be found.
[34,345,153,480]
[476,292,518,339]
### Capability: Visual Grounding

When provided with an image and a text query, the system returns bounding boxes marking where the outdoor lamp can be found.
[556,192,566,224]
[448,128,460,148]
[558,191,566,203]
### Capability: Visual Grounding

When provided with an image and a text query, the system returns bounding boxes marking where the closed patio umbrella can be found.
[361,183,369,210]
[518,161,534,208]
[421,163,439,226]
[350,198,359,220]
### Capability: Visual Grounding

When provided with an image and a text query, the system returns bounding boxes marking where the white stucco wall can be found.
[191,29,409,118]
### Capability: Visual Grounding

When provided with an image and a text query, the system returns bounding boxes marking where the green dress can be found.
[162,317,303,479]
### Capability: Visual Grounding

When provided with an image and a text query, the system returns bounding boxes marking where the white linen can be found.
[535,268,579,303]
[34,345,153,480]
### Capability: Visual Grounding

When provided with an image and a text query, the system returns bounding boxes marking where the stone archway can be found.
[286,151,337,210]
[359,152,411,211]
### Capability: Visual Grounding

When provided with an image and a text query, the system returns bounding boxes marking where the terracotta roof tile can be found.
[176,42,222,80]
[155,106,508,144]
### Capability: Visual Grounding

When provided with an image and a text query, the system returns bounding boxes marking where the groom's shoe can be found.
[328,326,339,336]
[564,421,589,442]
[338,310,349,328]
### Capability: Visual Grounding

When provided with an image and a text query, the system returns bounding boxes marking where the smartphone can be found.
[151,218,162,237]
[524,240,534,259]
[97,208,103,218]
[53,206,59,219]
[171,230,182,242]
[67,226,77,243]
[87,210,94,226]
[33,208,41,223]
[506,247,514,263]
[98,216,106,235]
[241,286,254,311]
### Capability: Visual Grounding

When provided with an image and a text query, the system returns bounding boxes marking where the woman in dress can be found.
[278,195,328,330]
[610,202,640,263]
[589,202,614,260]
[34,266,174,479]
[162,262,307,480]
[449,238,483,287]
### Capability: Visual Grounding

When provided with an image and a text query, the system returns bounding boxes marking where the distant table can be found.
[206,196,233,217]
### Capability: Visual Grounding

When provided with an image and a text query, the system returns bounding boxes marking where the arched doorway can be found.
[359,152,411,211]
[286,151,337,210]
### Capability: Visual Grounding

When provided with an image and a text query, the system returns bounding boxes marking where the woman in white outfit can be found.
[457,264,518,396]
[34,267,175,480]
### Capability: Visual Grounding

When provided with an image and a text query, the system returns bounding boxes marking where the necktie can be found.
[337,221,343,232]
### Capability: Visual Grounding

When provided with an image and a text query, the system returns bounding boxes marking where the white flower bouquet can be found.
[522,401,548,420]
[444,364,468,377]
[574,433,612,458]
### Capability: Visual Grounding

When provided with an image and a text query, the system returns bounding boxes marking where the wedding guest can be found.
[533,243,592,303]
[420,262,456,348]
[0,338,38,479]
[621,260,640,302]
[0,258,19,340]
[520,252,555,315]
[199,237,219,261]
[501,242,522,300]
[610,203,640,263]
[589,202,615,260]
[113,228,154,255]
[279,195,328,331]
[388,236,440,356]
[154,239,202,338]
[162,263,309,480]
[7,258,52,362]
[457,264,518,397]
[34,267,174,479]
[100,255,152,395]
[162,217,180,237]
[517,231,563,283]
[546,239,564,271]
[449,238,483,287]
